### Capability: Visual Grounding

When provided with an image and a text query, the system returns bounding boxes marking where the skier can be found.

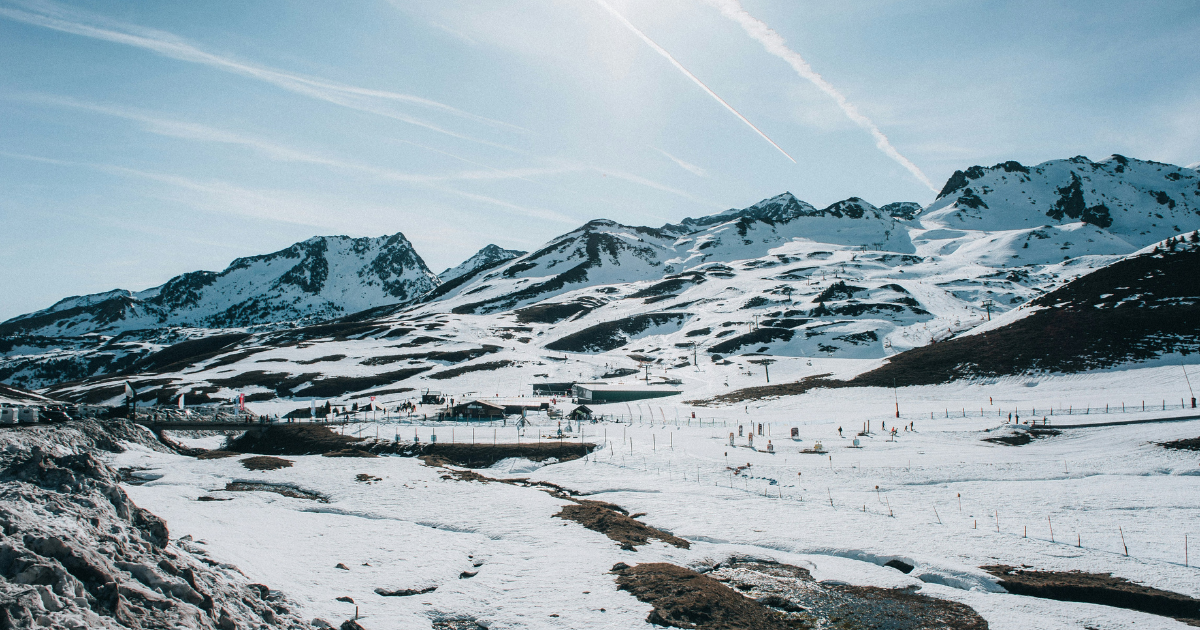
[838,426,843,437]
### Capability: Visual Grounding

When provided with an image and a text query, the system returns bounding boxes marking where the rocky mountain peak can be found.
[439,244,526,283]
[0,231,438,338]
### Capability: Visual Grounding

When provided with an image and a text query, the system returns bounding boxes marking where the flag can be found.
[238,393,245,412]
[178,393,184,410]
[310,399,316,416]
[124,382,136,398]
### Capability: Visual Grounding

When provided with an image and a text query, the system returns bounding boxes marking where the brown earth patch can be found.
[224,481,327,502]
[196,450,240,460]
[1160,436,1200,451]
[984,565,1200,625]
[290,366,431,398]
[357,386,415,398]
[225,424,365,455]
[514,302,592,324]
[375,586,436,597]
[614,563,790,629]
[428,360,515,380]
[982,427,1062,446]
[557,501,689,551]
[689,374,842,405]
[296,354,348,365]
[322,448,378,458]
[420,442,594,468]
[240,456,293,471]
[623,558,989,630]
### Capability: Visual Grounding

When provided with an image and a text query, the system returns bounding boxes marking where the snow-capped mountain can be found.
[925,155,1198,243]
[437,245,526,284]
[0,233,439,338]
[433,194,917,316]
[435,219,682,315]
[5,153,1200,398]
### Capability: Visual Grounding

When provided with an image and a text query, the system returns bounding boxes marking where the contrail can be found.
[589,0,795,163]
[702,0,937,192]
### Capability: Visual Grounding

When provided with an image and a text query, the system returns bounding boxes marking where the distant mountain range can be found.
[3,154,1199,398]
[0,233,438,338]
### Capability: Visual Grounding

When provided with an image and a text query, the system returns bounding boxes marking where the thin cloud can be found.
[0,149,577,226]
[12,94,575,186]
[591,166,722,209]
[14,93,710,219]
[0,0,526,146]
[653,147,708,177]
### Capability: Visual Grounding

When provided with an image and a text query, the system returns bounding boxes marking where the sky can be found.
[1,0,1198,320]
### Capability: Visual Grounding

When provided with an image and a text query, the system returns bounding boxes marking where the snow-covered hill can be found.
[5,154,1200,399]
[925,155,1199,242]
[0,232,439,338]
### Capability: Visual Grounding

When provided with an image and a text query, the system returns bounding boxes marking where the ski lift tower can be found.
[981,299,996,321]
[748,358,777,384]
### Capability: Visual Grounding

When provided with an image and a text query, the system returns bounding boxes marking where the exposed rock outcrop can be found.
[0,420,314,629]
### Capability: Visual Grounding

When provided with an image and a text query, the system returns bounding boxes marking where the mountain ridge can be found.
[0,232,439,337]
[4,153,1200,396]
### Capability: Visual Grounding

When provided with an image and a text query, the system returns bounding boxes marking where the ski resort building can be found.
[444,400,506,420]
[571,382,680,403]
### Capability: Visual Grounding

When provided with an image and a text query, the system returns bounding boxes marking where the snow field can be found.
[112,363,1200,629]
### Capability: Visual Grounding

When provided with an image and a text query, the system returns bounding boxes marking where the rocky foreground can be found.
[0,420,321,630]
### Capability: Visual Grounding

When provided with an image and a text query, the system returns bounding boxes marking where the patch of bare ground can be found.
[430,619,486,630]
[322,448,378,458]
[428,360,515,380]
[718,559,988,630]
[983,565,1200,625]
[240,456,293,471]
[1160,436,1200,451]
[420,442,595,468]
[982,427,1061,446]
[226,424,365,455]
[224,481,328,502]
[618,558,989,630]
[375,586,436,597]
[613,562,791,629]
[195,450,239,460]
[557,501,689,551]
[689,374,842,406]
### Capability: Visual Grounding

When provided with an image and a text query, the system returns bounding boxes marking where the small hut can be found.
[568,405,593,421]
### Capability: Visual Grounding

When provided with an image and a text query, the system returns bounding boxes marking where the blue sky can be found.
[1,0,1197,320]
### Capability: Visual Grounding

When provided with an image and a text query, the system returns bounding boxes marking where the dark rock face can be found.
[937,170,971,199]
[0,420,314,630]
